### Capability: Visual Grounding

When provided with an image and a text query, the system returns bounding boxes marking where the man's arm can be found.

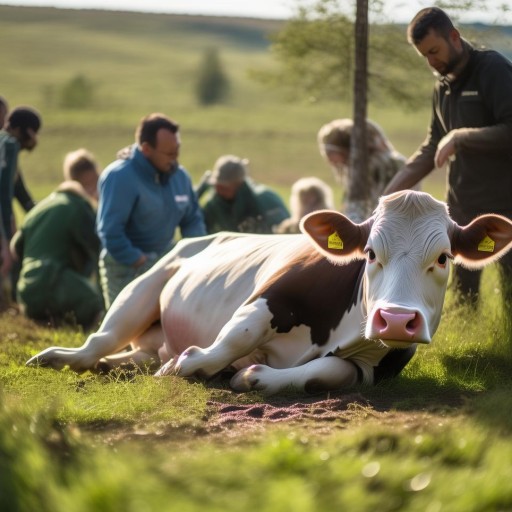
[13,170,36,212]
[96,170,144,266]
[384,143,436,194]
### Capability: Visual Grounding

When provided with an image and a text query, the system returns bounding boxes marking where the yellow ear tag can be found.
[478,235,495,253]
[327,231,343,250]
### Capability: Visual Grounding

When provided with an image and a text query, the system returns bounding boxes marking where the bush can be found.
[59,74,94,109]
[195,48,230,105]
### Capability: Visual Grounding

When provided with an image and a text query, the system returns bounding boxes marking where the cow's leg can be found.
[95,323,164,374]
[26,261,179,372]
[155,298,274,378]
[230,356,359,395]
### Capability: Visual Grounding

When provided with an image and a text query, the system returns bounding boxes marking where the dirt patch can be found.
[206,394,370,427]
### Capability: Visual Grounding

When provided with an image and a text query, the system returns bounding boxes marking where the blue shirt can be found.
[97,145,206,265]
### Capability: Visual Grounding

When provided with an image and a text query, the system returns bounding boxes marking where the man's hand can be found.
[435,131,458,168]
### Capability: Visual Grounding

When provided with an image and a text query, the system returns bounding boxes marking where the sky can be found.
[0,0,510,24]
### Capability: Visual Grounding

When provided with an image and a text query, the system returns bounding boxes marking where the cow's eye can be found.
[366,248,376,263]
[436,253,448,268]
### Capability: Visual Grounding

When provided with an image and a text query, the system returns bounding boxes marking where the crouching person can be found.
[10,149,104,329]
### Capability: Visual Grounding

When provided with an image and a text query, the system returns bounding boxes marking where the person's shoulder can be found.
[173,164,193,181]
[474,47,512,69]
[254,185,286,205]
[100,157,132,181]
[0,130,18,150]
[258,185,282,198]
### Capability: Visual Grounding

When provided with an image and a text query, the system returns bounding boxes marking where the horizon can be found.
[0,0,511,24]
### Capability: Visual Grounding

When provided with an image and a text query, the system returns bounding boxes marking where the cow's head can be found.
[301,190,512,349]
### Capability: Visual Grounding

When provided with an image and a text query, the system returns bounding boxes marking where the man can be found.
[11,149,104,328]
[201,154,290,234]
[97,113,206,308]
[0,106,41,305]
[0,98,36,214]
[384,7,512,307]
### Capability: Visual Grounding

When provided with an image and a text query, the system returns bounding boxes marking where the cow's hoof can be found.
[172,346,207,377]
[154,358,177,377]
[230,365,266,392]
[26,347,71,370]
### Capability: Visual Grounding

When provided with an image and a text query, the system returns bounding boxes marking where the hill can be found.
[1,5,510,203]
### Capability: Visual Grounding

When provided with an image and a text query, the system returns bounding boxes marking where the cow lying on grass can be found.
[27,191,512,395]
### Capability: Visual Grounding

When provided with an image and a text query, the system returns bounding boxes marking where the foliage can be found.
[250,0,432,108]
[195,48,231,105]
[59,74,95,109]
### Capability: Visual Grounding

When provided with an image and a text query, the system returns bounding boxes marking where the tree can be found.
[195,48,230,106]
[346,0,370,222]
[251,0,432,108]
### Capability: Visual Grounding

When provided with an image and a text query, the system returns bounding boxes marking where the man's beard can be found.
[438,46,465,77]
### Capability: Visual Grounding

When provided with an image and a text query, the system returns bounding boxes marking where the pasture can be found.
[1,6,512,511]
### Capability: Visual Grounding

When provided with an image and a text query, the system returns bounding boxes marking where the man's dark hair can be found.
[407,7,455,45]
[136,113,179,147]
[6,106,42,133]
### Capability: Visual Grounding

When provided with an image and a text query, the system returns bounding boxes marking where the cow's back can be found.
[159,234,310,356]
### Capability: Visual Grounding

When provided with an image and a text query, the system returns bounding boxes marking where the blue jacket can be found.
[97,145,206,265]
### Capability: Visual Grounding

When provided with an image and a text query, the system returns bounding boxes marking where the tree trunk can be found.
[346,0,370,223]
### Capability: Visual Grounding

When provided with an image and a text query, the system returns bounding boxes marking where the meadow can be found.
[1,5,512,511]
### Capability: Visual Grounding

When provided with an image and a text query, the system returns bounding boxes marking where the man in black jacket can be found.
[384,6,512,308]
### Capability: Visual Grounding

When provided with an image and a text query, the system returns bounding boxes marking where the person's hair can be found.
[5,106,42,135]
[0,95,8,111]
[135,113,179,147]
[317,118,396,158]
[63,148,98,181]
[407,7,455,45]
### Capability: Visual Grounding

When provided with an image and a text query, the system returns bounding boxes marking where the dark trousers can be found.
[452,252,512,307]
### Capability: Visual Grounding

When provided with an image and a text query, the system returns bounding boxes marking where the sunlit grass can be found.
[2,6,512,510]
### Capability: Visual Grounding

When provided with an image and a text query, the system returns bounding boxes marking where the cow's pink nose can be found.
[373,309,421,340]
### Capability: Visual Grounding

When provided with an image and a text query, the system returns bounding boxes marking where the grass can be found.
[1,264,512,510]
[1,5,512,510]
[1,3,441,214]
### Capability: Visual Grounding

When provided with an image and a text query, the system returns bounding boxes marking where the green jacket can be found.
[202,181,290,234]
[12,182,104,327]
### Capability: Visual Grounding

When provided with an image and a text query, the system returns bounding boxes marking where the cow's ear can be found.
[451,214,512,269]
[300,209,373,263]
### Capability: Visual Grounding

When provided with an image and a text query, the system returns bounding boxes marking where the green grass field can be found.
[1,5,512,511]
[0,4,441,209]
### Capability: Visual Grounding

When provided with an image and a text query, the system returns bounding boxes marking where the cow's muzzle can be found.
[366,306,431,347]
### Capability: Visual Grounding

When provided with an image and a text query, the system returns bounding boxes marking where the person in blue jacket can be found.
[97,113,206,308]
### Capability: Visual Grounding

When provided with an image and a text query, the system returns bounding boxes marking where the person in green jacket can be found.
[201,154,290,234]
[11,148,104,329]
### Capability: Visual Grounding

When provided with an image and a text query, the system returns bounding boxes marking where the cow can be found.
[27,191,512,395]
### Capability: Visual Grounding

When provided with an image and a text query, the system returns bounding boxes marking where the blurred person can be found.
[274,176,334,234]
[1,97,38,301]
[97,113,206,309]
[0,106,41,307]
[383,7,512,308]
[0,98,37,212]
[317,118,409,222]
[201,154,290,234]
[0,96,8,128]
[11,149,104,329]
